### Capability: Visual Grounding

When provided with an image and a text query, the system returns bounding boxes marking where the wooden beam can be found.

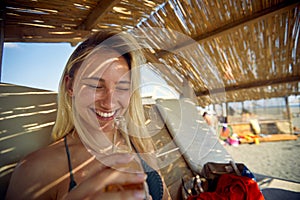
[77,0,120,30]
[158,0,300,57]
[195,75,300,96]
[194,0,300,43]
[4,25,90,45]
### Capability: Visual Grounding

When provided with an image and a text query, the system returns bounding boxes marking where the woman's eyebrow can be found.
[118,80,131,84]
[83,77,130,84]
[83,77,104,81]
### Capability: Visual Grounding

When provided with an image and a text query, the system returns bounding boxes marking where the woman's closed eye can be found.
[115,80,131,92]
[85,83,130,92]
[86,84,105,89]
[82,78,131,92]
[115,85,130,91]
[82,78,105,90]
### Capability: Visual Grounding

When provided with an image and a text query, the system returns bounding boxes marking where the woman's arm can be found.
[6,150,55,200]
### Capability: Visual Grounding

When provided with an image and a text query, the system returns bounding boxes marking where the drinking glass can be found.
[105,116,150,199]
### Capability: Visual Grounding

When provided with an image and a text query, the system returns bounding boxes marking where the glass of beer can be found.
[105,116,150,199]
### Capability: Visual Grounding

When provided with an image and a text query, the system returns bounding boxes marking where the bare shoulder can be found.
[19,138,66,172]
[6,138,67,199]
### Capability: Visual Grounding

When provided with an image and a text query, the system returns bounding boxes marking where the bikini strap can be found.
[64,136,77,191]
[130,142,164,200]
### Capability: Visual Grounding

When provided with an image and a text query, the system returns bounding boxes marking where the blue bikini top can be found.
[64,136,163,200]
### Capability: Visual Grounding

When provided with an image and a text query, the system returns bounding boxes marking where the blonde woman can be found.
[6,31,170,200]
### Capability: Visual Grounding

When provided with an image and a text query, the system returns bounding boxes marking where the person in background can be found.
[202,112,212,126]
[202,111,219,132]
[6,31,170,200]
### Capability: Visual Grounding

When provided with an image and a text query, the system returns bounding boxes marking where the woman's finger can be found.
[95,152,135,167]
[67,168,147,199]
[92,190,147,200]
[77,153,135,180]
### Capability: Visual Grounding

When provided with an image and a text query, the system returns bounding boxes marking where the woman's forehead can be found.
[78,49,129,78]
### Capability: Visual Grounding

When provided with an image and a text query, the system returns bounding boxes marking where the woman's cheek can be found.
[74,87,96,110]
[74,87,100,128]
[120,92,131,108]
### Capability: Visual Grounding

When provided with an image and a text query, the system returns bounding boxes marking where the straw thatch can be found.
[3,0,300,106]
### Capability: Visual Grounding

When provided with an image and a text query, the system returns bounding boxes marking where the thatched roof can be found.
[3,0,300,106]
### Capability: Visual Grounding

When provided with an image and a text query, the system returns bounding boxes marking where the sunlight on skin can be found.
[72,50,132,155]
[84,57,119,79]
[73,57,123,134]
[32,156,95,198]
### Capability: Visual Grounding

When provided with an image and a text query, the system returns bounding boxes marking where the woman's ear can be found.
[65,75,74,97]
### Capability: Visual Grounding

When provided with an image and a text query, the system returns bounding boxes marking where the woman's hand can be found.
[63,153,149,200]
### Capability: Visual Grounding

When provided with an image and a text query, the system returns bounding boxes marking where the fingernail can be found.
[137,173,147,180]
[134,191,145,199]
[117,154,134,163]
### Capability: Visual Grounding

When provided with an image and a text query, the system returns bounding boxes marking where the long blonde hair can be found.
[52,31,152,153]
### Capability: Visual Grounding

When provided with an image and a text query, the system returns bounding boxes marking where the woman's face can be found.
[71,49,131,136]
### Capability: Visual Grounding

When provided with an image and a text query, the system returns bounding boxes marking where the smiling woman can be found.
[5,31,170,200]
[70,50,133,143]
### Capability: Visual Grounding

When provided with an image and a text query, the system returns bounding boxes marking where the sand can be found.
[223,137,300,183]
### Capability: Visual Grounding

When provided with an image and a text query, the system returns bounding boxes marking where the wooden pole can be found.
[225,102,229,122]
[285,96,293,134]
[242,101,244,114]
[0,2,4,82]
[213,104,216,114]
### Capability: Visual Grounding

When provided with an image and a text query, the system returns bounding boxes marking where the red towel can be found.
[188,174,264,200]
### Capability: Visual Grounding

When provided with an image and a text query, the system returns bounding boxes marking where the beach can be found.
[223,137,300,183]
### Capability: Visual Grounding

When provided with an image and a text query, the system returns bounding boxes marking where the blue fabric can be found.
[64,136,77,191]
[140,158,164,200]
[64,136,163,199]
[241,165,256,181]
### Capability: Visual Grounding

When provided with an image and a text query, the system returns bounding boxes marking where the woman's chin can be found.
[98,120,115,132]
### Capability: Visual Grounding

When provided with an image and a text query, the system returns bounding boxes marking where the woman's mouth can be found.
[94,109,117,120]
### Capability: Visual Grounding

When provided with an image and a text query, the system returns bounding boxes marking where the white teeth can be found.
[96,110,115,118]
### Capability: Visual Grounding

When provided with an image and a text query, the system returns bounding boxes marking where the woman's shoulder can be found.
[21,138,66,168]
[6,138,67,199]
[9,134,85,180]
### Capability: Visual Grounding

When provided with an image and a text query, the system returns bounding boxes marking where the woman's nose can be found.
[99,88,115,107]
